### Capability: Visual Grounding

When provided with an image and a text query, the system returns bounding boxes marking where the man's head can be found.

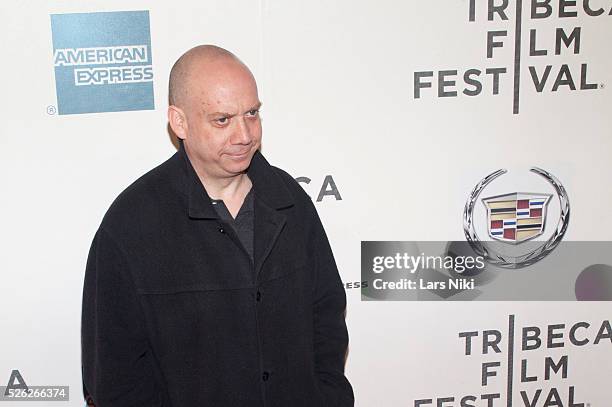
[168,45,262,179]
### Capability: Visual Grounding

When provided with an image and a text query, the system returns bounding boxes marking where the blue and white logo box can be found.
[51,10,154,115]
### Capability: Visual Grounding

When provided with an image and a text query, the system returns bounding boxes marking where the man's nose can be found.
[231,116,252,145]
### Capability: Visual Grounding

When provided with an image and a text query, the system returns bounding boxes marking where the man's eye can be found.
[215,117,229,125]
[247,109,259,117]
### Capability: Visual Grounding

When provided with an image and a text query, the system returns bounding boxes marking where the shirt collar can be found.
[176,141,295,219]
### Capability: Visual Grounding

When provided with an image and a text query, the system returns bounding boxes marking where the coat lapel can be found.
[253,197,287,279]
[247,150,294,279]
[177,141,296,278]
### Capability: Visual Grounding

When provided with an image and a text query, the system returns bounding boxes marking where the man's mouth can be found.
[227,150,250,158]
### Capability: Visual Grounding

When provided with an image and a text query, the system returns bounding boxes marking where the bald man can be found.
[81,45,354,407]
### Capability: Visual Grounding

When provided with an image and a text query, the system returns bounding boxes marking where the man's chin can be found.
[223,155,253,174]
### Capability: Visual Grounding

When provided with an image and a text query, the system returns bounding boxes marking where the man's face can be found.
[181,59,262,179]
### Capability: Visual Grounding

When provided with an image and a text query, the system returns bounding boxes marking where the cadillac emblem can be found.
[463,168,570,268]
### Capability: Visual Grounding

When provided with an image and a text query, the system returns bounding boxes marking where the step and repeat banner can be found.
[1,1,611,405]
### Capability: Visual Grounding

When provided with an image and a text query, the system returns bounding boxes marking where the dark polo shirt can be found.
[211,186,255,264]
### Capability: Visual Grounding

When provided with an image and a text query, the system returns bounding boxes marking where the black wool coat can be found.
[81,143,354,407]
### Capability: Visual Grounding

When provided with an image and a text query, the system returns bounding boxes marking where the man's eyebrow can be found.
[206,111,233,118]
[205,102,262,119]
[246,101,263,112]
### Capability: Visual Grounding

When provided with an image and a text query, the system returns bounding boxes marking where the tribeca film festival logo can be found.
[50,10,154,115]
[464,167,570,268]
[414,315,612,407]
[296,175,342,202]
[413,0,608,114]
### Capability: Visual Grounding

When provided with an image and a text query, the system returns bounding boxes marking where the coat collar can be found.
[176,141,294,219]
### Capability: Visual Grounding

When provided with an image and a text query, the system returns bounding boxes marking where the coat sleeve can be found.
[308,203,355,406]
[81,227,164,407]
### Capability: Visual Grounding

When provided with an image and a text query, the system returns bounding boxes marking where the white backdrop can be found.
[1,0,611,405]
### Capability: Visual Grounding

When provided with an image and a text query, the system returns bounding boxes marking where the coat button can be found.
[262,371,270,381]
[256,291,261,302]
[218,226,225,233]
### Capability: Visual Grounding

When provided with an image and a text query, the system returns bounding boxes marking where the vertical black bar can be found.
[469,0,476,21]
[507,314,515,407]
[513,0,523,114]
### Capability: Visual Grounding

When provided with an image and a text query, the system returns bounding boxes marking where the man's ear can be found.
[168,105,188,140]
